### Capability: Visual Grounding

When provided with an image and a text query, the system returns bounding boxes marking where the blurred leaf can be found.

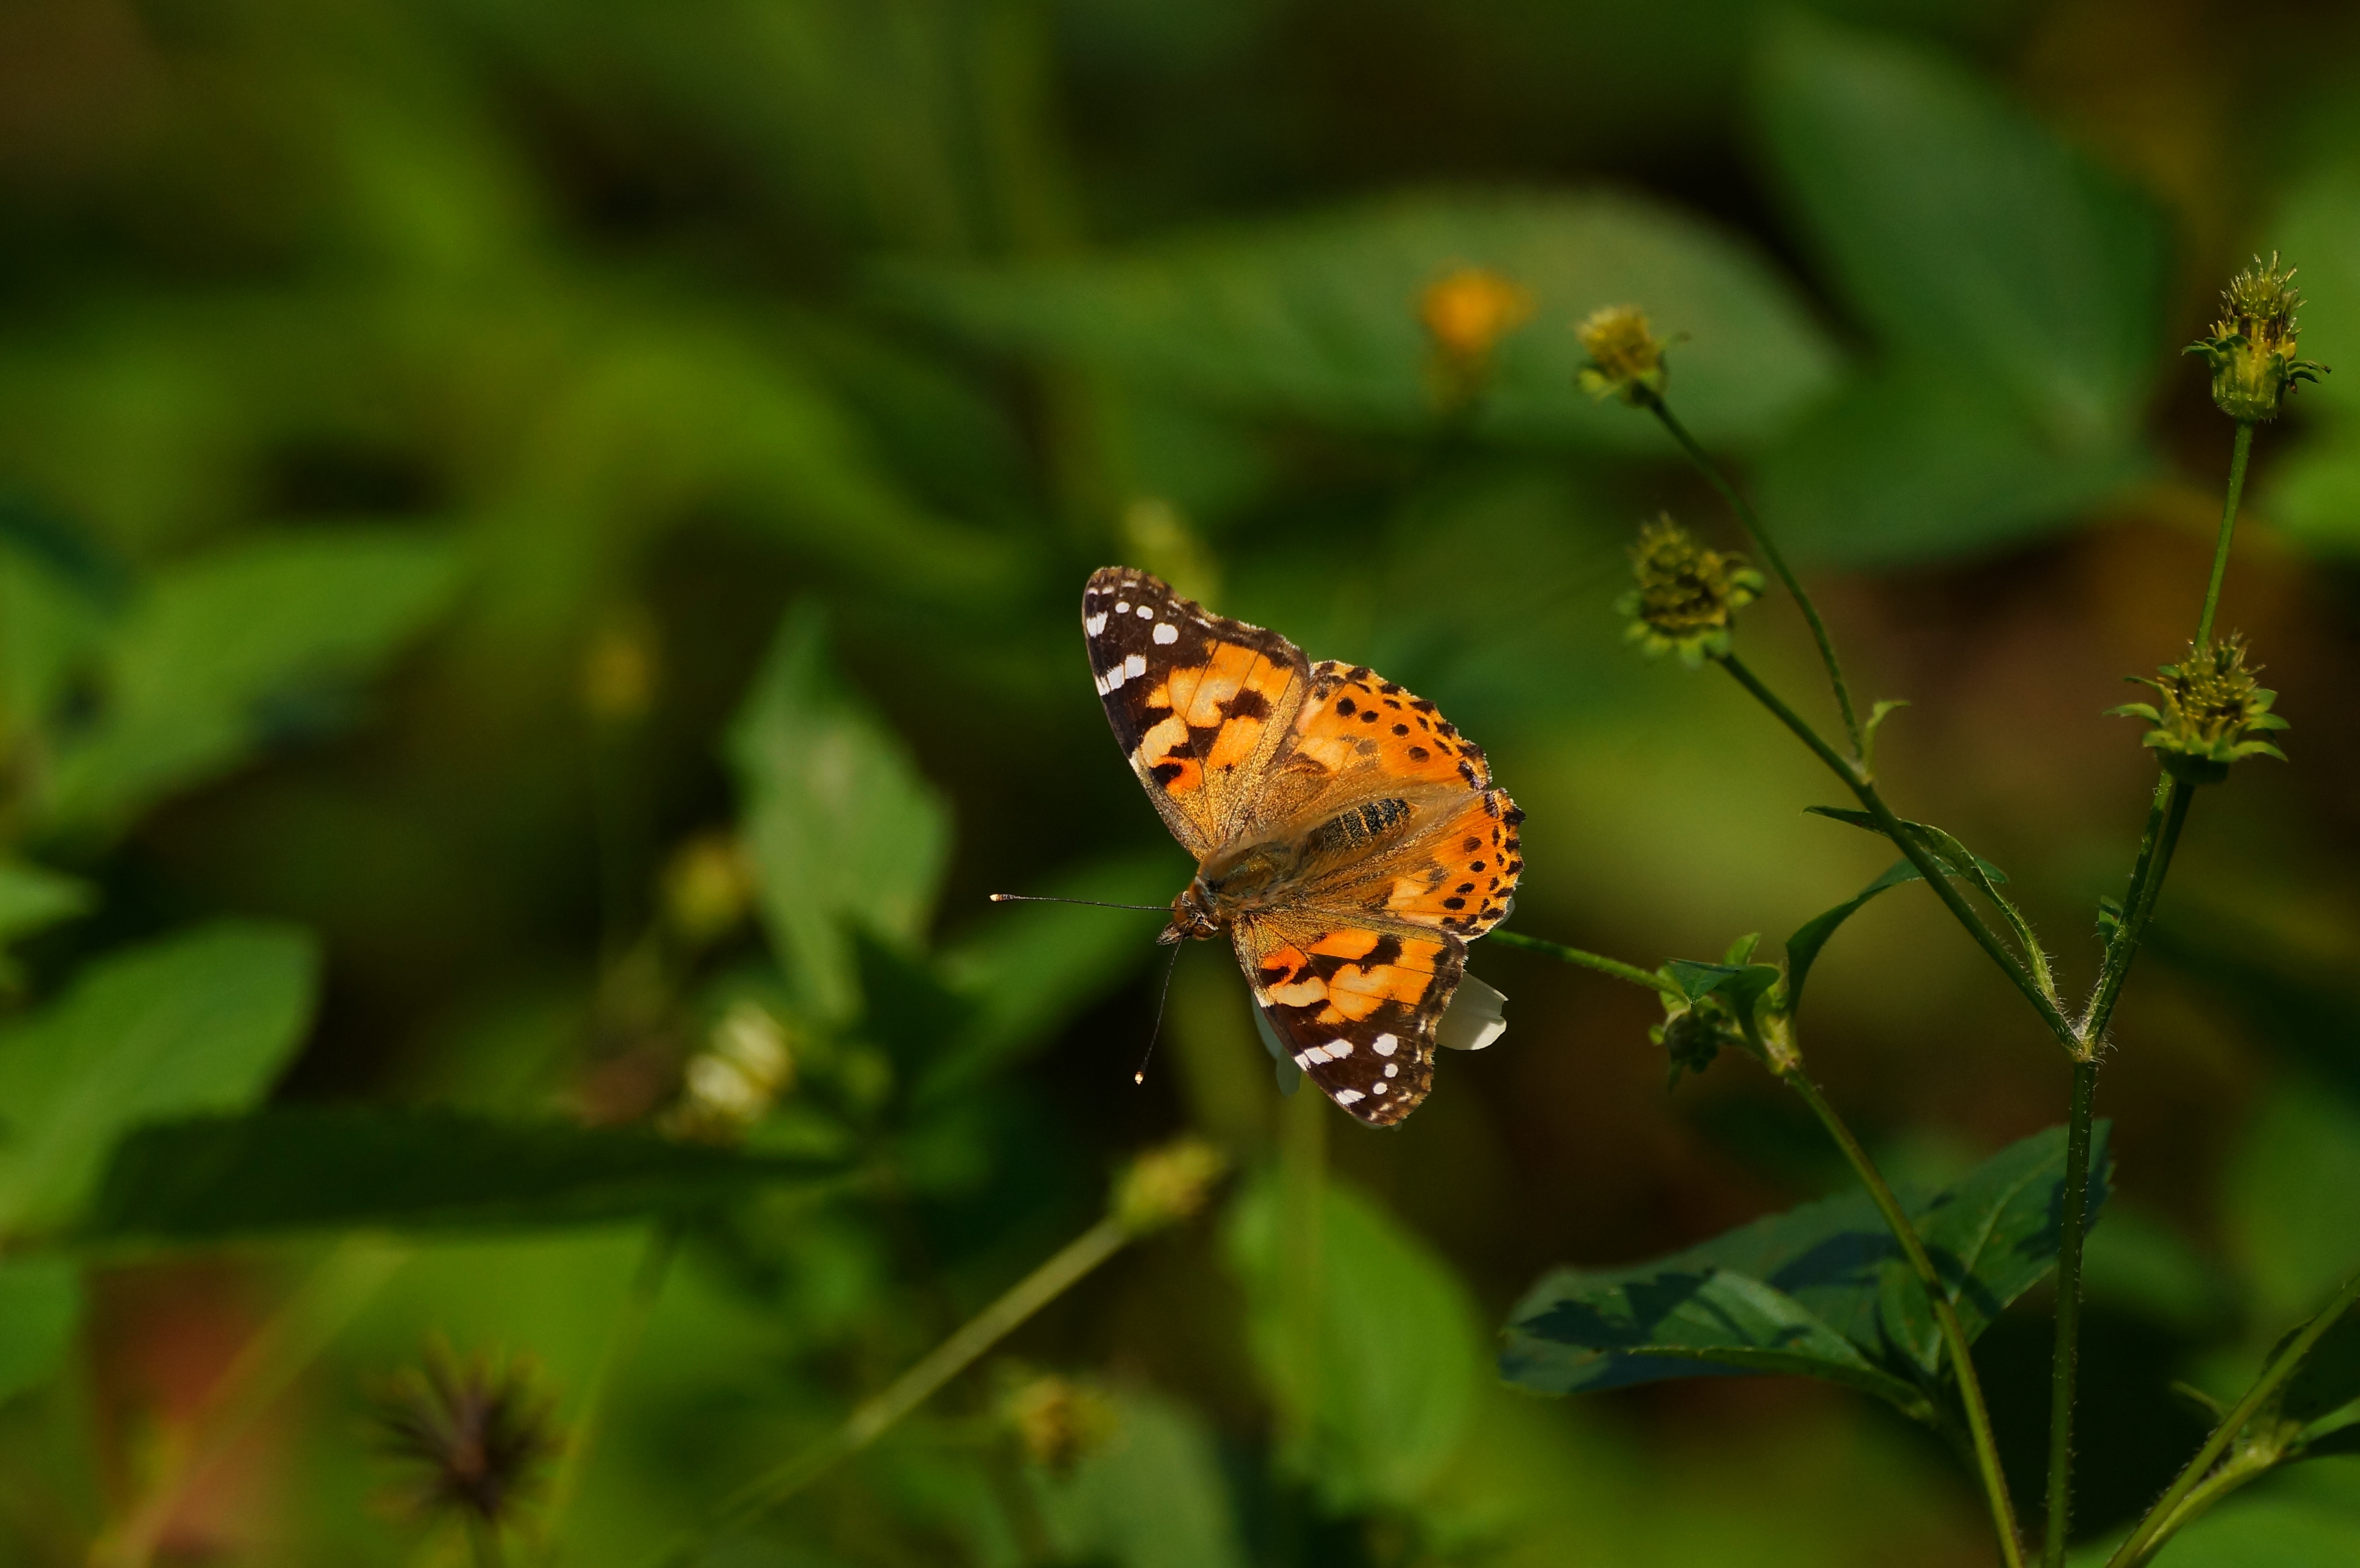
[925,851,1179,1102]
[1227,1169,1480,1511]
[1785,857,1924,1011]
[0,923,318,1239]
[728,607,950,1022]
[2088,1463,2360,1566]
[1504,1123,2110,1396]
[2081,1207,2236,1336]
[41,531,459,833]
[2148,917,2360,1104]
[882,190,1842,452]
[1754,19,2166,563]
[76,1106,846,1244]
[0,493,124,745]
[0,1259,77,1404]
[2224,1079,2360,1327]
[1028,1386,1250,1568]
[2285,1305,2360,1428]
[0,861,96,950]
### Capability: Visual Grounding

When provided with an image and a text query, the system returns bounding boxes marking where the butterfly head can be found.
[1160,881,1222,946]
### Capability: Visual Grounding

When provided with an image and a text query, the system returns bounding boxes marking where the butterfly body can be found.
[1084,566,1522,1126]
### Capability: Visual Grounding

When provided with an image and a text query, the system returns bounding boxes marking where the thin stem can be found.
[2194,421,2254,648]
[2106,1267,2360,1568]
[1643,391,1863,756]
[702,1215,1129,1533]
[1490,930,1681,997]
[542,1220,682,1555]
[1782,1071,2025,1568]
[1717,653,2078,1050]
[2082,780,2195,1046]
[2043,1060,2099,1565]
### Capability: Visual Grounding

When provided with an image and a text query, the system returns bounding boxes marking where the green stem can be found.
[1490,930,1681,997]
[1279,1082,1327,1461]
[700,1215,1130,1535]
[1782,1071,2025,1568]
[1716,654,2078,1050]
[2106,1267,2360,1568]
[2082,780,2194,1047]
[2043,1060,2099,1565]
[1643,392,1863,757]
[542,1220,681,1556]
[2194,421,2254,648]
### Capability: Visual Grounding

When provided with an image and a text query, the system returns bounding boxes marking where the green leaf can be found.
[1500,1266,1932,1420]
[75,1106,847,1244]
[0,1258,77,1404]
[0,860,96,949]
[728,607,951,1022]
[1756,18,2167,442]
[1805,804,2053,995]
[1784,858,1924,1012]
[0,923,319,1239]
[1028,1387,1250,1568]
[2285,1305,2360,1430]
[1503,1123,2110,1397]
[881,190,1841,453]
[40,531,459,833]
[1226,1170,1480,1510]
[1664,958,1782,1008]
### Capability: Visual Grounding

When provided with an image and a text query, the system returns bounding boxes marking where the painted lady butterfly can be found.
[1084,567,1522,1126]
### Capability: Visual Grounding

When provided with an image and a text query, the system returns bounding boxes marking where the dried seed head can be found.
[370,1343,560,1531]
[1002,1372,1120,1475]
[1576,304,1669,404]
[1110,1138,1225,1236]
[2109,633,2289,784]
[2185,253,2328,421]
[1619,515,1764,667]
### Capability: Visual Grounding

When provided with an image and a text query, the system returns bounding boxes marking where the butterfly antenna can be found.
[989,893,1168,912]
[1133,940,1185,1086]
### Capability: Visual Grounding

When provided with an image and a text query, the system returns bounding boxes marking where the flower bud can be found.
[2109,633,2289,784]
[1002,1372,1120,1475]
[1651,996,1750,1088]
[370,1342,560,1533]
[1618,514,1764,667]
[1421,267,1532,405]
[1110,1138,1225,1237]
[1576,304,1668,404]
[2184,254,2327,422]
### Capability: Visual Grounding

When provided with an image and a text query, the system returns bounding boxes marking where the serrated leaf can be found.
[74,1106,846,1244]
[880,191,1841,453]
[729,607,951,1022]
[0,923,319,1239]
[1504,1124,2109,1398]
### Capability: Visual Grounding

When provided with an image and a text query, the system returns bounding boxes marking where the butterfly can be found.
[1083,566,1522,1126]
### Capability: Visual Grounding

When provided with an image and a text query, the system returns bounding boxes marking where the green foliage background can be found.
[2,0,2359,1562]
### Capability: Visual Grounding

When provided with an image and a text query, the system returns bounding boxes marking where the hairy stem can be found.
[1782,1071,2025,1568]
[2082,780,2194,1046]
[1642,391,1863,756]
[2195,421,2254,648]
[2042,1060,2099,1565]
[2107,1267,2360,1568]
[1716,653,2078,1050]
[1491,930,1681,996]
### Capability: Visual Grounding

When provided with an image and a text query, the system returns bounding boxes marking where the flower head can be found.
[370,1343,560,1532]
[1421,267,1533,404]
[2185,254,2327,421]
[1576,304,1668,404]
[1618,515,1764,666]
[1111,1138,1225,1236]
[2110,633,2289,784]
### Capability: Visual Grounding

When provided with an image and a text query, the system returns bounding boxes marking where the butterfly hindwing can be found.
[1235,916,1464,1127]
[1084,567,1308,858]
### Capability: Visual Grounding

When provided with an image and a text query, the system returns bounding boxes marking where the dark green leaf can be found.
[75,1106,847,1244]
[881,191,1841,453]
[2284,1304,2360,1428]
[0,1258,77,1403]
[1784,858,1923,1012]
[0,923,318,1238]
[729,608,951,1023]
[0,861,96,950]
[1664,959,1782,1008]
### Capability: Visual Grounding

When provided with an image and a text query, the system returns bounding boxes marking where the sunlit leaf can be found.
[882,191,1841,453]
[729,607,951,1022]
[75,1106,847,1244]
[0,861,96,951]
[0,923,318,1239]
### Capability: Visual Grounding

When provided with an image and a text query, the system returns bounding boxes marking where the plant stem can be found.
[1642,391,1863,757]
[1782,1070,2025,1568]
[702,1215,1129,1533]
[2194,421,2254,648]
[2082,779,2194,1047]
[2106,1267,2360,1568]
[1278,1081,1327,1462]
[1490,930,1681,997]
[1716,653,2078,1050]
[2042,1059,2099,1565]
[542,1220,681,1557]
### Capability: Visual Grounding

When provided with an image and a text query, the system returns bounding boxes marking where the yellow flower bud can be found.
[1576,304,1669,404]
[1618,515,1764,667]
[2185,254,2327,422]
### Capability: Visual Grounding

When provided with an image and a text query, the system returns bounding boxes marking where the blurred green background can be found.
[3,0,2360,1562]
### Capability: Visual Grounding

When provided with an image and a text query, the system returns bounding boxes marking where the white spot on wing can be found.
[1123,653,1146,680]
[1384,1062,1398,1078]
[1372,1033,1398,1056]
[1114,601,1130,614]
[1292,1052,1314,1070]
[1085,612,1108,635]
[1136,603,1155,618]
[1152,622,1179,645]
[1335,1089,1364,1105]
[1103,663,1128,692]
[1371,1081,1388,1094]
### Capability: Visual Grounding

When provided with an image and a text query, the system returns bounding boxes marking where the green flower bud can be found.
[2109,633,2289,784]
[1576,304,1669,404]
[2185,254,2327,422]
[1618,514,1764,667]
